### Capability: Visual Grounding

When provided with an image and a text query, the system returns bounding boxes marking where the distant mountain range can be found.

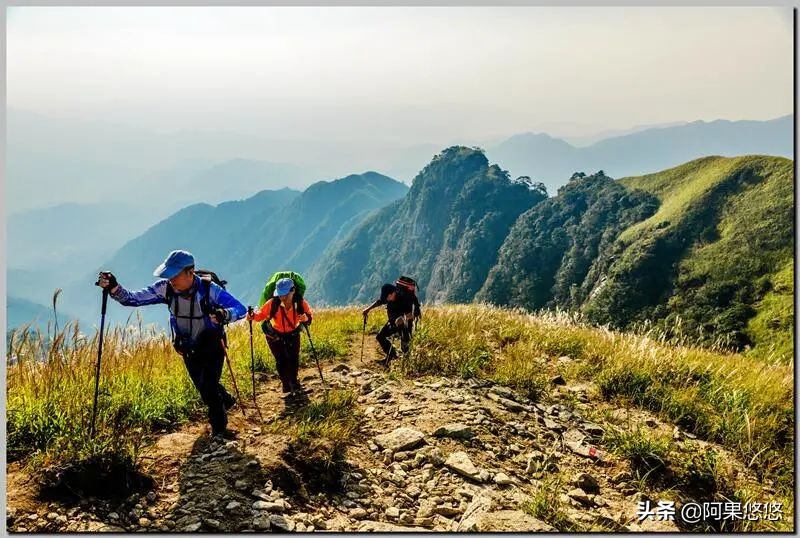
[560,121,687,147]
[7,109,314,213]
[54,173,408,329]
[7,297,55,334]
[10,108,791,213]
[8,203,169,273]
[7,156,318,301]
[486,115,792,195]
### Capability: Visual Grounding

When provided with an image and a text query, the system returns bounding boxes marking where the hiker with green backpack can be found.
[247,272,313,396]
[96,250,247,440]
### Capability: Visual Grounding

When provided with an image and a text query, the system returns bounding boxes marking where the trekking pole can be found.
[302,324,325,387]
[359,316,367,364]
[247,307,264,421]
[220,339,247,418]
[89,287,109,439]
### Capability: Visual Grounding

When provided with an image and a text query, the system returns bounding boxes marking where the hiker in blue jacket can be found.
[96,250,247,439]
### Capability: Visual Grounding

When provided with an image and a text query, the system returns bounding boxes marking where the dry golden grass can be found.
[7,304,793,525]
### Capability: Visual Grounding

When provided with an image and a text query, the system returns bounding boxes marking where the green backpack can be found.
[259,271,307,308]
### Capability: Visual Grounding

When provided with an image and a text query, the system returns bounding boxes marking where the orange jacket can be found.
[252,297,312,333]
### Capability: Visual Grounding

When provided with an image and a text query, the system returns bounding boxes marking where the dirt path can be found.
[7,332,774,532]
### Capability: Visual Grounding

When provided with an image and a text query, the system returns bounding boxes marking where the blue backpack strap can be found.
[199,277,226,341]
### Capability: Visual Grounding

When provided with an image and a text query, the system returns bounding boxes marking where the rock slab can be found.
[444,452,480,481]
[433,423,474,440]
[374,428,426,453]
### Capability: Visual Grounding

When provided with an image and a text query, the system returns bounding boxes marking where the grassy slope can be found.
[7,305,793,529]
[747,260,794,362]
[5,309,375,466]
[615,155,794,358]
[618,156,745,241]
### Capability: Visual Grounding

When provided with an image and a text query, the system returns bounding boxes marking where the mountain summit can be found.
[309,146,547,305]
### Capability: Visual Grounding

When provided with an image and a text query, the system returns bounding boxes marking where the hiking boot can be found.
[290,381,309,394]
[212,429,238,441]
[284,390,302,401]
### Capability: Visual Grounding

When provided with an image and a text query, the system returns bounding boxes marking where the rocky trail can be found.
[7,335,769,533]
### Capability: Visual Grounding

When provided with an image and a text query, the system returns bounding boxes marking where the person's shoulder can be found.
[205,278,231,297]
[152,279,169,293]
[207,279,224,292]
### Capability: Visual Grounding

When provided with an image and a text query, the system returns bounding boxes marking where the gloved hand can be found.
[210,307,230,325]
[297,313,309,325]
[96,271,118,292]
[246,307,256,321]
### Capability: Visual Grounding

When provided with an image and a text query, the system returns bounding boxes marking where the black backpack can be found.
[396,275,417,294]
[396,275,421,318]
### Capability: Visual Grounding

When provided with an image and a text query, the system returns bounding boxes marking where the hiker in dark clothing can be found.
[362,283,422,364]
[247,277,313,396]
[96,250,247,439]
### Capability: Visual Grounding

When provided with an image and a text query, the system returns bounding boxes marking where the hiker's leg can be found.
[219,385,235,410]
[400,325,411,354]
[267,337,291,393]
[187,332,233,409]
[288,332,301,389]
[215,362,235,409]
[194,330,227,435]
[181,352,204,393]
[376,322,397,358]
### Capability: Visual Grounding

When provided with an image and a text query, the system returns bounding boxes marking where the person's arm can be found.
[249,299,273,323]
[209,283,247,323]
[362,299,384,317]
[110,279,169,307]
[300,300,313,325]
[413,294,422,319]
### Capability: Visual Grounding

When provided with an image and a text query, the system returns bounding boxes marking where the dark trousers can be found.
[181,329,233,435]
[267,332,301,392]
[377,322,411,360]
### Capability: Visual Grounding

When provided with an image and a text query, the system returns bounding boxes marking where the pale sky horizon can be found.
[7,6,794,144]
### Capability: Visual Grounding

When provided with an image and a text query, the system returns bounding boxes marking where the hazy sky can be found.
[7,6,794,142]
